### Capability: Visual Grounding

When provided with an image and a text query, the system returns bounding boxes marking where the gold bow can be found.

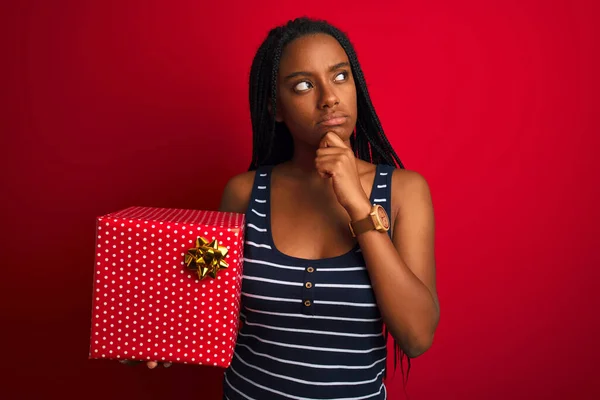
[184,237,229,280]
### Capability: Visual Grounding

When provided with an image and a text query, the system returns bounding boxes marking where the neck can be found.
[288,141,319,176]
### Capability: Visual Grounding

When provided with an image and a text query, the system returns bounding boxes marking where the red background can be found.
[2,0,599,399]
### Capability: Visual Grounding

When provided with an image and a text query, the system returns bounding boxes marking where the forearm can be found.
[348,199,439,358]
[359,230,438,357]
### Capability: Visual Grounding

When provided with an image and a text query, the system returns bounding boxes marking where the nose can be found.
[318,84,340,109]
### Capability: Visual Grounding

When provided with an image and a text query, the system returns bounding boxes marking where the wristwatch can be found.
[348,204,390,237]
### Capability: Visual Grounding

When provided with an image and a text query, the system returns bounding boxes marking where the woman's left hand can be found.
[315,132,371,220]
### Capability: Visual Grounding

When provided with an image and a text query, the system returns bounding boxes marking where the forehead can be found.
[279,33,348,72]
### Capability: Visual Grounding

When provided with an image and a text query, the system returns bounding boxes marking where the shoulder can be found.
[390,168,434,217]
[356,160,379,181]
[391,168,431,194]
[218,170,257,213]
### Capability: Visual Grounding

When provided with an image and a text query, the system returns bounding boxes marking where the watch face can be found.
[376,206,390,230]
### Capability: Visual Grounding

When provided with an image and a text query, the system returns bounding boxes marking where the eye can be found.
[334,71,348,82]
[294,81,313,92]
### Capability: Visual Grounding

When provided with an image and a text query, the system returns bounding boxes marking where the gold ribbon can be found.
[184,237,229,280]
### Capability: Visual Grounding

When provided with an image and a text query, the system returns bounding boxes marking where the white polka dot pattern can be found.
[88,206,245,368]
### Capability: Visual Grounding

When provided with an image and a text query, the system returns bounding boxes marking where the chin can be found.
[316,125,353,141]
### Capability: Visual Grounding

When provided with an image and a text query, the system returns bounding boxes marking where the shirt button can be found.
[304,300,312,307]
[305,282,313,289]
[306,266,315,273]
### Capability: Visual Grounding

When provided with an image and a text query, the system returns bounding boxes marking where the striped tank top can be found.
[223,163,395,400]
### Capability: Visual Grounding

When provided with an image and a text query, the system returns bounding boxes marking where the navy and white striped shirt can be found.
[223,164,395,400]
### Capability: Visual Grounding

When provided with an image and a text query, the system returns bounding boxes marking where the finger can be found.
[316,146,348,157]
[163,362,173,368]
[319,131,341,148]
[316,148,355,168]
[147,361,158,369]
[320,132,348,148]
[319,136,327,149]
[119,360,142,366]
[315,154,344,178]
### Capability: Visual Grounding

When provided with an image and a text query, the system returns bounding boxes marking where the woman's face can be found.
[275,33,358,147]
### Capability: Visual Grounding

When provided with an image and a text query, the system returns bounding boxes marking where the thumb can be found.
[319,134,330,148]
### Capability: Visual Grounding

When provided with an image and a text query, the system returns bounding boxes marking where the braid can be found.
[248,27,295,169]
[248,18,411,383]
[247,18,410,380]
[248,17,404,171]
[327,29,404,168]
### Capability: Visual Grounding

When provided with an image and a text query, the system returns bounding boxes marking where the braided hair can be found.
[248,17,404,172]
[247,17,410,382]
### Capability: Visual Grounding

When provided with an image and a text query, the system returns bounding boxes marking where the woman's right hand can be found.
[119,360,172,369]
[145,361,172,369]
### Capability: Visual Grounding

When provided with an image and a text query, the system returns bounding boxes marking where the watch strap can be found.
[349,215,375,237]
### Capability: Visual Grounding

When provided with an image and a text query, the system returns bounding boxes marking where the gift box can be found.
[88,206,245,367]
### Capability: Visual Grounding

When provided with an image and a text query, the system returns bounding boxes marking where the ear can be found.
[267,99,284,122]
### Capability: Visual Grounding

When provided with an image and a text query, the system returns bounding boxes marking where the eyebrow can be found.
[284,62,350,80]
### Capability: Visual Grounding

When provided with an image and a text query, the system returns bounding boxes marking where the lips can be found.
[318,112,348,127]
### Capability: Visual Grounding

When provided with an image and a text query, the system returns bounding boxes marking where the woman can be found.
[140,16,438,398]
[216,17,440,399]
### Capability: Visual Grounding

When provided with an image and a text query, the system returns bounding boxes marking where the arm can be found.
[137,172,255,370]
[349,170,439,358]
[218,171,254,332]
[315,132,439,358]
[218,171,255,213]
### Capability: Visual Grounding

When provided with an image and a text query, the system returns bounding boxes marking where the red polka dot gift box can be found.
[88,206,245,368]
